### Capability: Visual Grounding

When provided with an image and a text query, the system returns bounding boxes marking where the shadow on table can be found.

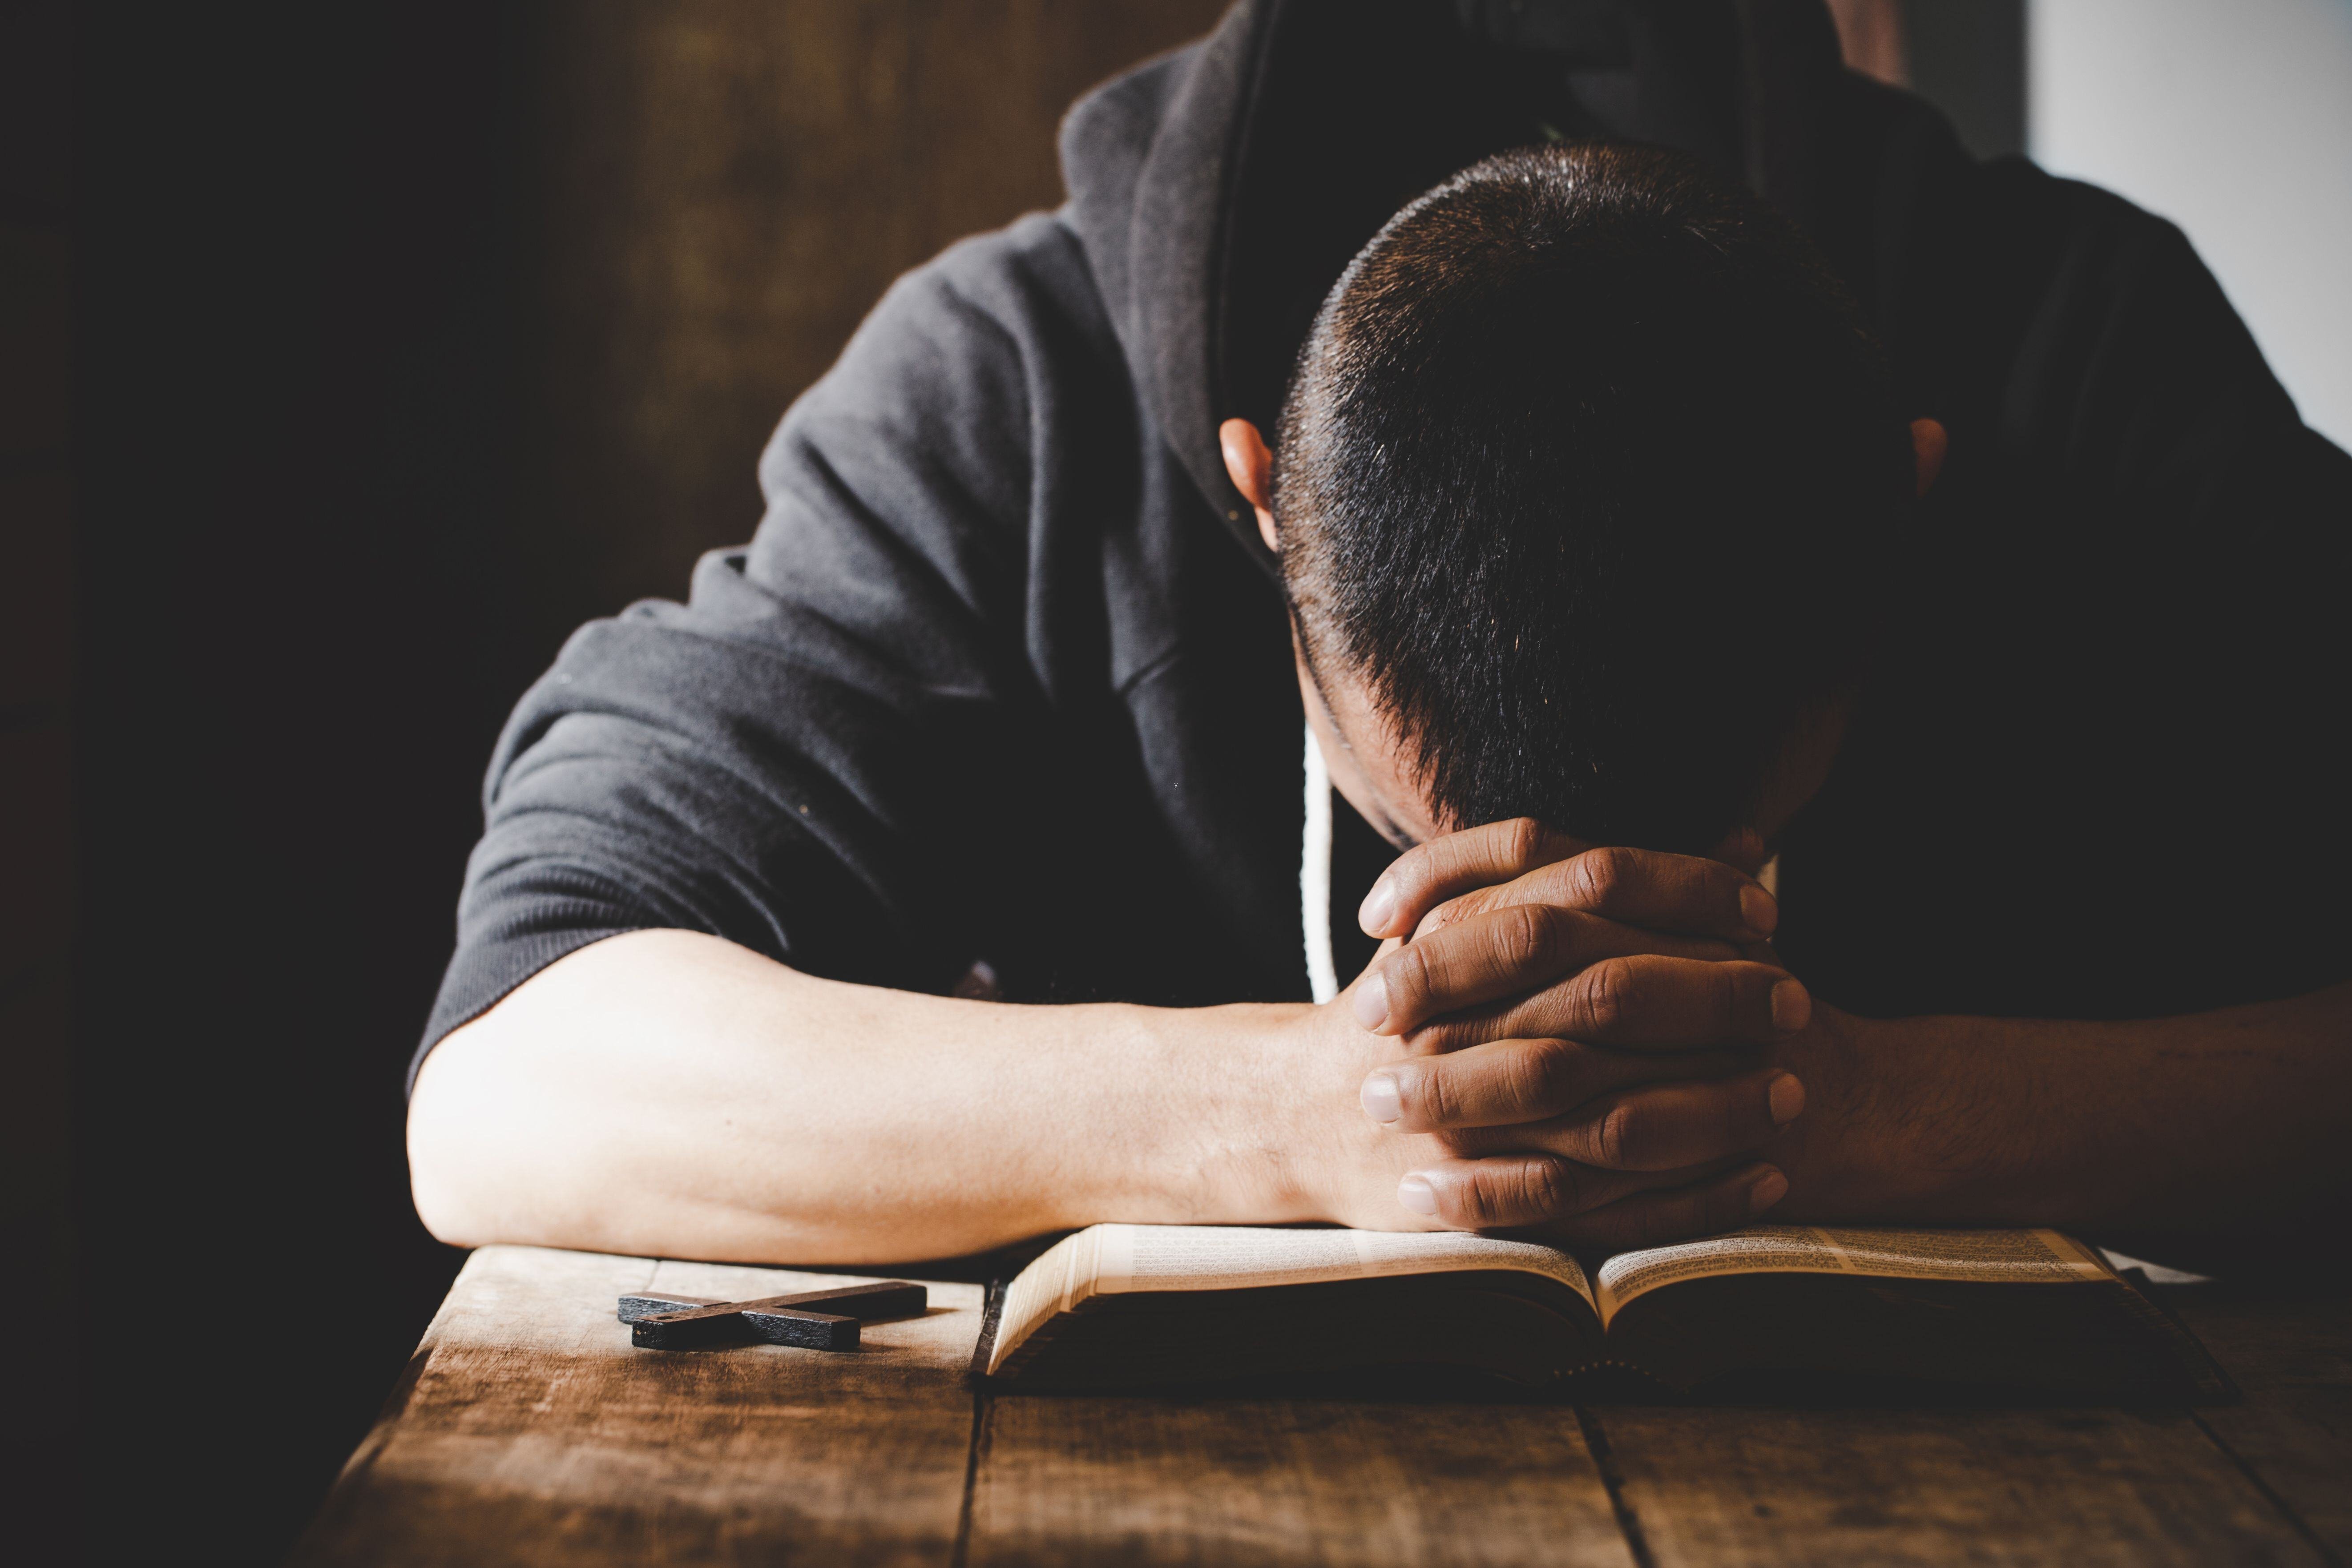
[1001,1358,2231,1411]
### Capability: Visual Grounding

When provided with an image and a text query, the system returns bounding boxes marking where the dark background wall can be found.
[56,4,1225,1560]
[514,1,1236,665]
[23,1,2018,1559]
[2,0,77,1548]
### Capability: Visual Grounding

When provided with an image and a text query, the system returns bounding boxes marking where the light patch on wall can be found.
[2030,0,2352,450]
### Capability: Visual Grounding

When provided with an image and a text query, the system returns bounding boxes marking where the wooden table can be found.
[291,1245,2352,1566]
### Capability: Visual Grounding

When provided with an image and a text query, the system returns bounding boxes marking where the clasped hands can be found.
[1312,818,1822,1249]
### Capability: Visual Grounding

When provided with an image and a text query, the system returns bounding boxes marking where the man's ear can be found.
[1218,418,1280,553]
[1910,418,1948,499]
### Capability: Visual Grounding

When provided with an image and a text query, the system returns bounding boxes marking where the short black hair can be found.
[1273,142,1910,851]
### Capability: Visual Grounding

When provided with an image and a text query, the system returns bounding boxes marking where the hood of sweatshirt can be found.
[1057,0,1855,575]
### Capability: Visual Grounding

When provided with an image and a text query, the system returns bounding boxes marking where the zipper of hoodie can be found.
[1302,723,1338,1004]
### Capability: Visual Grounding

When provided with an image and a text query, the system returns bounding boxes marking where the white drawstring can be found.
[1302,724,1338,1003]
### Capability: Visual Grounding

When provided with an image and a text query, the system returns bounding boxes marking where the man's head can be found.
[1222,142,1933,854]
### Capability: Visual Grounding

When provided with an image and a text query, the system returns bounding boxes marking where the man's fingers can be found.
[1361,1037,1750,1133]
[1367,822,1777,945]
[1398,1153,1786,1233]
[1396,1153,1671,1229]
[1420,846,1776,945]
[1521,1163,1789,1250]
[1358,907,1739,1037]
[1553,957,1806,1050]
[1408,883,1509,941]
[1399,954,1806,1052]
[1359,818,1588,939]
[1440,1068,1805,1171]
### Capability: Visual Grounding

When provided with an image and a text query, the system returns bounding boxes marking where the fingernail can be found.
[1739,883,1778,938]
[1747,1166,1789,1214]
[1770,978,1810,1033]
[1397,1174,1439,1215]
[1351,972,1391,1031]
[1360,1072,1404,1124]
[1767,1073,1805,1126]
[1359,879,1398,935]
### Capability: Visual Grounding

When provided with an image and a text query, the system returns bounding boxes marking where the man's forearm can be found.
[1777,980,2352,1257]
[407,929,1323,1263]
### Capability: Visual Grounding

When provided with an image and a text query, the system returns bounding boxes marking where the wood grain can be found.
[288,1246,983,1568]
[2172,1285,2352,1560]
[1590,1403,2325,1568]
[295,1248,2352,1567]
[966,1396,1635,1568]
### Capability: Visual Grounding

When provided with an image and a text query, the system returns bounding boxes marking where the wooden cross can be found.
[618,1281,926,1351]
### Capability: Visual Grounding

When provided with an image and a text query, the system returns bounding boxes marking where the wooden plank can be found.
[1590,1403,2325,1568]
[968,1396,1636,1568]
[2170,1285,2352,1560]
[289,1246,983,1568]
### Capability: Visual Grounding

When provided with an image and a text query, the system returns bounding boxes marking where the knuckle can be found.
[1512,1037,1577,1109]
[1499,981,1576,1043]
[1492,903,1553,970]
[1502,817,1549,869]
[1516,1157,1576,1221]
[1577,959,1636,1037]
[1416,1063,1460,1128]
[1565,846,1626,909]
[1385,944,1430,1012]
[1453,1170,1507,1229]
[1591,1102,1638,1168]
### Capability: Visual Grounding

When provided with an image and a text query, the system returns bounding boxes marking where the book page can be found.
[987,1225,1593,1375]
[1095,1224,1594,1297]
[1593,1225,2113,1325]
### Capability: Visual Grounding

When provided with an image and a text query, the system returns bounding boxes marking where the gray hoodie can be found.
[417,0,2352,1082]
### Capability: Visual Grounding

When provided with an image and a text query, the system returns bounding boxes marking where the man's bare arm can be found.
[1772,984,2352,1266]
[407,911,1799,1264]
[407,930,1320,1263]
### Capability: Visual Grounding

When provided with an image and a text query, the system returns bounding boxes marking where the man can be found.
[407,1,2352,1270]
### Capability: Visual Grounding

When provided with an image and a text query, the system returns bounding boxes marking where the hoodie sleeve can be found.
[412,213,1119,1084]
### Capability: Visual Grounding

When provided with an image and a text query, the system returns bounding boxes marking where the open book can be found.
[972,1223,2229,1399]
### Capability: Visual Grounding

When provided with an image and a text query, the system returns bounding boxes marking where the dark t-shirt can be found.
[1778,168,2352,1021]
[1780,472,2351,1023]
